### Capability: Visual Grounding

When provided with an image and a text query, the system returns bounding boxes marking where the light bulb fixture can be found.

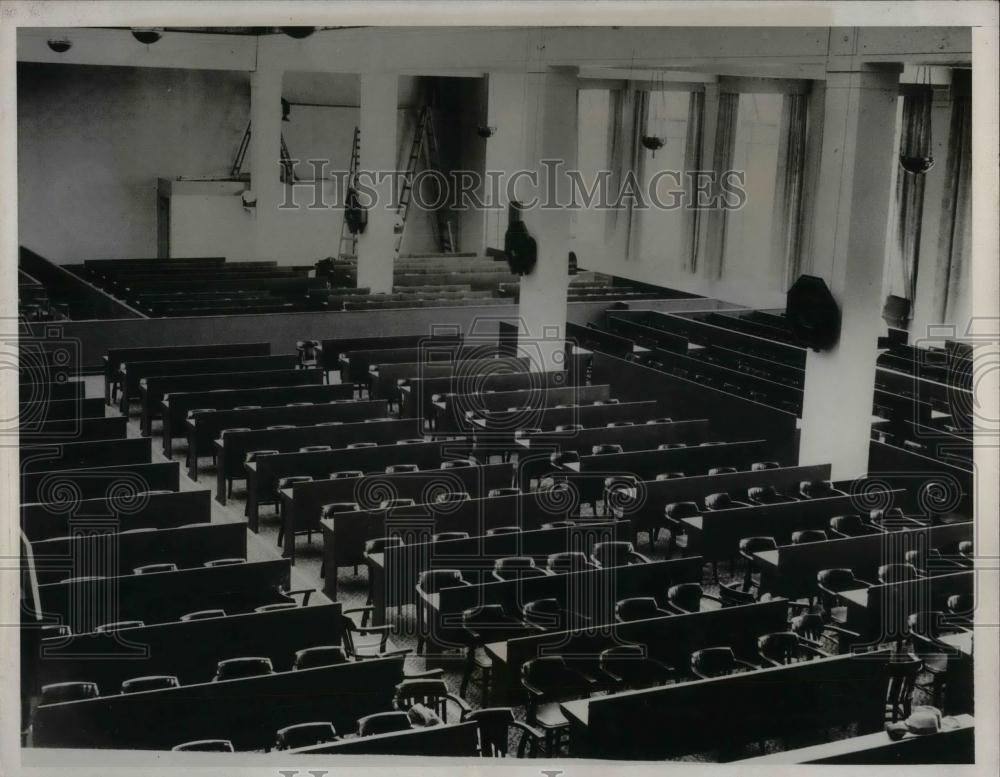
[46,38,72,53]
[280,27,315,39]
[131,28,164,45]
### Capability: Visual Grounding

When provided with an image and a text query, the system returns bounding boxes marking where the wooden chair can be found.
[546,551,596,574]
[393,678,470,723]
[212,656,274,681]
[520,657,593,755]
[591,541,650,568]
[666,583,724,614]
[747,485,798,505]
[462,707,544,757]
[493,557,551,582]
[120,675,179,694]
[615,596,671,622]
[756,632,828,666]
[829,514,882,538]
[816,568,872,621]
[737,536,778,592]
[172,739,234,752]
[599,644,674,689]
[690,647,757,678]
[884,655,922,723]
[293,645,349,670]
[791,529,827,544]
[416,570,471,653]
[357,711,412,737]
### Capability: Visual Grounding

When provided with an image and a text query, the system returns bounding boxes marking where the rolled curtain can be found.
[887,89,933,308]
[934,90,972,324]
[682,90,705,272]
[703,91,739,280]
[771,92,809,288]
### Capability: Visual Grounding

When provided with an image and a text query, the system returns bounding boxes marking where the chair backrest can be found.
[546,551,592,573]
[488,487,521,497]
[656,472,686,480]
[616,597,663,622]
[748,485,781,503]
[464,707,515,756]
[180,609,227,621]
[299,445,333,453]
[381,498,417,509]
[885,656,922,722]
[947,593,973,615]
[704,492,734,510]
[541,520,576,529]
[691,646,736,677]
[495,556,537,571]
[664,501,700,520]
[738,535,777,556]
[358,711,412,737]
[791,529,827,544]
[293,645,348,670]
[347,442,378,449]
[254,602,298,613]
[246,449,279,463]
[171,739,234,752]
[433,531,470,543]
[751,461,780,471]
[606,421,635,427]
[365,535,404,554]
[708,466,737,476]
[330,470,365,480]
[522,598,559,619]
[436,491,471,503]
[133,563,177,575]
[757,632,800,664]
[275,721,337,750]
[486,525,521,536]
[321,501,360,519]
[879,563,919,584]
[277,475,313,489]
[120,675,179,694]
[395,437,424,444]
[221,427,251,437]
[830,514,864,535]
[592,541,635,567]
[800,479,835,498]
[417,568,467,594]
[386,463,420,474]
[555,424,583,432]
[94,620,145,633]
[441,459,475,469]
[213,656,274,681]
[40,681,99,705]
[658,442,687,450]
[393,678,450,716]
[817,567,859,593]
[592,443,624,456]
[667,583,704,613]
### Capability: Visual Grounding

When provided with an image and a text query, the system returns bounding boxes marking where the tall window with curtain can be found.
[605,86,647,260]
[681,90,705,272]
[934,74,972,324]
[770,91,809,288]
[885,87,934,311]
[703,90,739,280]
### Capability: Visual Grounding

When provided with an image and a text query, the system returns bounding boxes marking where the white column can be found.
[357,73,398,293]
[516,69,578,373]
[799,66,903,479]
[249,68,284,260]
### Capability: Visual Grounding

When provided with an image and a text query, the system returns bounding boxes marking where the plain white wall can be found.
[18,62,250,262]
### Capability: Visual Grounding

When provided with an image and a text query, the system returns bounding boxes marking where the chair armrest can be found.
[630,552,653,564]
[283,587,316,606]
[800,644,833,659]
[445,693,472,714]
[405,667,444,680]
[822,623,861,640]
[344,606,375,617]
[355,625,392,635]
[520,679,546,698]
[512,720,546,757]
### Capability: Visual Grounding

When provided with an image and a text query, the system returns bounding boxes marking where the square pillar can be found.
[799,65,903,479]
[357,73,398,293]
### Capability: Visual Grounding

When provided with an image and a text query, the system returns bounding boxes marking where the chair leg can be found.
[227,479,233,498]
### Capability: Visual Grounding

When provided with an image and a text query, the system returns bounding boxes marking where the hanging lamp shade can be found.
[46,38,72,53]
[280,27,316,39]
[131,28,164,45]
[641,136,665,152]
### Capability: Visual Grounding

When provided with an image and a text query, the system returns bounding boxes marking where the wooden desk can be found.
[175,383,359,464]
[321,334,465,379]
[735,714,974,764]
[612,463,831,537]
[424,557,702,652]
[369,520,624,624]
[18,379,85,403]
[33,602,341,694]
[29,520,248,585]
[20,396,105,421]
[119,353,297,413]
[21,489,212,542]
[248,440,455,537]
[36,559,292,632]
[841,571,974,645]
[277,462,515,561]
[317,489,590,588]
[754,519,973,600]
[435,384,611,433]
[400,368,559,422]
[32,654,405,751]
[20,461,180,504]
[560,648,892,760]
[21,416,127,446]
[682,489,907,561]
[139,368,324,435]
[20,437,152,473]
[215,415,413,502]
[289,720,479,756]
[487,598,789,703]
[369,356,525,405]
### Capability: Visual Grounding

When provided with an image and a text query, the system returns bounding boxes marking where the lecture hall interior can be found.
[10,20,996,766]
